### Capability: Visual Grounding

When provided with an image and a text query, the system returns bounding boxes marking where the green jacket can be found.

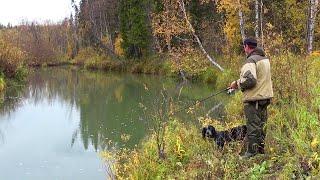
[236,48,273,102]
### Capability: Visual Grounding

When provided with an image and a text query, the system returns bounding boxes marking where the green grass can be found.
[103,93,320,178]
[73,49,230,84]
[102,55,320,179]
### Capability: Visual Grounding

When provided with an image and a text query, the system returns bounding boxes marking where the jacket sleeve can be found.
[238,62,257,91]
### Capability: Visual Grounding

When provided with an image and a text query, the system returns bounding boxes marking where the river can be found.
[0,67,227,180]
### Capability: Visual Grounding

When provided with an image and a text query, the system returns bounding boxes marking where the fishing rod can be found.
[173,87,231,114]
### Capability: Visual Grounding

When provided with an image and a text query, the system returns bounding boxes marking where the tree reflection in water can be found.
[0,67,224,151]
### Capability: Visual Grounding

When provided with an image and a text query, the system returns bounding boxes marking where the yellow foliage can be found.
[310,51,320,57]
[0,78,5,92]
[175,137,186,159]
[114,34,124,56]
[217,0,250,46]
[0,35,26,77]
[73,47,97,65]
[311,138,319,149]
[101,35,111,48]
[120,133,131,142]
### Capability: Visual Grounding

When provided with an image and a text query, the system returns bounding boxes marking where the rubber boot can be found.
[240,142,258,159]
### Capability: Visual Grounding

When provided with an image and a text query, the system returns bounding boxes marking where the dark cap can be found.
[243,37,257,47]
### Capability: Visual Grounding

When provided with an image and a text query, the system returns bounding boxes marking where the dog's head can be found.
[202,125,217,139]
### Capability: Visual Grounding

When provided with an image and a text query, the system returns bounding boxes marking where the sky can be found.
[0,0,79,26]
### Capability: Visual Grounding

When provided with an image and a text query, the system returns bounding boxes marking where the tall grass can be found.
[102,55,320,178]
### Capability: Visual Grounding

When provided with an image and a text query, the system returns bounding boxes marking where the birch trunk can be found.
[255,0,259,40]
[179,0,224,72]
[260,0,264,47]
[238,0,246,43]
[307,0,319,54]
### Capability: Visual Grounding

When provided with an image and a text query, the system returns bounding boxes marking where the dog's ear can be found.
[208,125,216,137]
[202,127,207,139]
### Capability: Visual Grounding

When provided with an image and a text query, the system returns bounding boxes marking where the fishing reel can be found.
[227,88,236,95]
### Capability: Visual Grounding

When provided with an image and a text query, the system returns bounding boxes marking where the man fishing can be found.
[229,37,273,158]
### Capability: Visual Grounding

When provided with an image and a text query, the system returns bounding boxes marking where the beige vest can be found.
[238,55,274,102]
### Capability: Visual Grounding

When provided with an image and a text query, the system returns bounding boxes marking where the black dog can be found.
[202,125,247,148]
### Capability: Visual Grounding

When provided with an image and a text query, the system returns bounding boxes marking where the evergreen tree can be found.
[119,0,151,58]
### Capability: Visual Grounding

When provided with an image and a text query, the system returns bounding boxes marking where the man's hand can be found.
[229,81,238,90]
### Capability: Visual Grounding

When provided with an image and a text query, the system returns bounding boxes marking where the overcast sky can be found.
[0,0,79,26]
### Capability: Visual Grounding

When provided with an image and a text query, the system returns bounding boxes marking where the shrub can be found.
[102,54,320,179]
[0,76,5,92]
[215,68,238,90]
[73,47,98,65]
[0,37,25,78]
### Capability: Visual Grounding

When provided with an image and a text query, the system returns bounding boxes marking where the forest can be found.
[0,0,319,78]
[0,0,320,178]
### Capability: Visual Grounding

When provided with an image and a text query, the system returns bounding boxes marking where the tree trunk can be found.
[179,0,224,72]
[307,0,319,54]
[260,0,264,47]
[238,0,246,43]
[146,0,156,53]
[255,0,259,40]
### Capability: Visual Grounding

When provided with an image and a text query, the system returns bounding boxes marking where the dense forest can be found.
[0,0,320,178]
[0,0,319,76]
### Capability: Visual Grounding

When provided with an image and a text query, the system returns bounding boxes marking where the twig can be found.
[206,102,223,118]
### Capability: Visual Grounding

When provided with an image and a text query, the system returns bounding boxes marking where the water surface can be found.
[0,67,226,179]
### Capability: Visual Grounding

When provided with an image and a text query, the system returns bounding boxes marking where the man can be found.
[229,37,273,158]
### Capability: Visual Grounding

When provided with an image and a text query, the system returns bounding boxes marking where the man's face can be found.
[243,44,250,54]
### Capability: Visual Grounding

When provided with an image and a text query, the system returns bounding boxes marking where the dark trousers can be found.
[244,99,270,154]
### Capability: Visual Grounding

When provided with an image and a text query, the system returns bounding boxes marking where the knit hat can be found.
[243,38,257,47]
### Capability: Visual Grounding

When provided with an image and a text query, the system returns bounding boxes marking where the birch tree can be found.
[178,0,224,71]
[152,0,189,52]
[218,0,249,46]
[255,0,259,40]
[238,0,246,43]
[260,0,264,47]
[306,0,319,54]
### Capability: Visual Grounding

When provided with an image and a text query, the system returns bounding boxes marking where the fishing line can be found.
[173,87,230,114]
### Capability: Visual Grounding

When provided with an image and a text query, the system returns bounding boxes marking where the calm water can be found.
[0,67,227,180]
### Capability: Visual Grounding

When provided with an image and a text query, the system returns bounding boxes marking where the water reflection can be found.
[0,67,225,151]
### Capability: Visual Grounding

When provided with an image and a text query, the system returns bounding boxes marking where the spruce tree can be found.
[119,0,151,58]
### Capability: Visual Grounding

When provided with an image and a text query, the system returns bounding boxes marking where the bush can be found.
[0,37,25,78]
[199,67,218,84]
[128,56,166,75]
[73,47,98,65]
[74,47,125,71]
[102,119,218,179]
[215,68,238,90]
[102,55,320,179]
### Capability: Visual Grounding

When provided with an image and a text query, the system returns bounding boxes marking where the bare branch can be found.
[178,0,224,72]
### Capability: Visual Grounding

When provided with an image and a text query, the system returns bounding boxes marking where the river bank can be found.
[71,47,234,85]
[102,55,320,178]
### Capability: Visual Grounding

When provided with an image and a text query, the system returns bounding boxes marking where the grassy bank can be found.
[102,55,320,178]
[0,34,28,104]
[73,47,237,84]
